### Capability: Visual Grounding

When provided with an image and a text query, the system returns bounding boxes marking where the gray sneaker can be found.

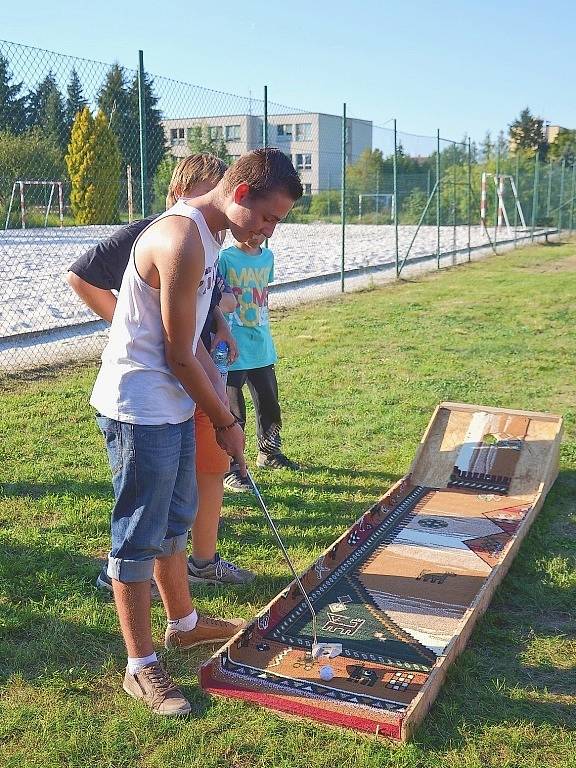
[122,661,191,717]
[96,566,161,600]
[188,553,256,586]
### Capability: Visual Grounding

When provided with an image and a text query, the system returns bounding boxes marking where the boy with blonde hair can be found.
[68,154,253,591]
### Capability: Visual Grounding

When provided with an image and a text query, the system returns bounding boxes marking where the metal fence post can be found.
[127,165,133,223]
[467,138,471,262]
[341,102,347,293]
[494,144,500,247]
[546,161,553,220]
[137,49,148,217]
[569,162,576,234]
[530,152,540,241]
[393,119,399,276]
[558,157,566,230]
[513,153,519,247]
[452,145,457,260]
[436,129,440,268]
[263,85,268,148]
[263,85,269,248]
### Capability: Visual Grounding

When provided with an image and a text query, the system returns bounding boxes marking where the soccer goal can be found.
[480,172,526,235]
[4,180,64,230]
[358,193,395,221]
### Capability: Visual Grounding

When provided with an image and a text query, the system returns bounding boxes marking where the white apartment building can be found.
[162,112,372,193]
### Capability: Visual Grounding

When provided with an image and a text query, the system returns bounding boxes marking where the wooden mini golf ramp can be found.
[200,402,562,740]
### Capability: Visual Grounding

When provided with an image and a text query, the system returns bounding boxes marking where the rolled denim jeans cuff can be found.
[157,531,189,559]
[107,555,154,583]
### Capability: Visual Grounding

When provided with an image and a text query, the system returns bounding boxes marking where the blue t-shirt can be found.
[218,244,277,372]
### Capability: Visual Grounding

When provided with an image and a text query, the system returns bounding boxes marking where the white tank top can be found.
[90,201,220,424]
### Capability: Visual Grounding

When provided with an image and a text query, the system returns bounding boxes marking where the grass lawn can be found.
[1,240,575,767]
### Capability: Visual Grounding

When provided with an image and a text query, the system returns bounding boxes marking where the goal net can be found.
[4,180,64,230]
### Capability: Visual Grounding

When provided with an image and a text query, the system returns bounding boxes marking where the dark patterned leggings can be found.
[226,364,282,456]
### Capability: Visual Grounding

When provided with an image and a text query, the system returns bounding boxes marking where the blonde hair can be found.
[166,154,228,206]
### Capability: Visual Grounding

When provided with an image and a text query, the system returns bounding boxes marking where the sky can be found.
[2,0,575,147]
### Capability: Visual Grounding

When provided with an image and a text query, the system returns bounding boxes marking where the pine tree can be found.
[66,107,121,224]
[469,140,478,163]
[128,69,166,184]
[496,130,509,159]
[66,107,94,223]
[92,111,122,222]
[28,72,67,150]
[480,131,493,162]
[44,88,67,151]
[0,54,28,133]
[65,68,87,130]
[97,63,132,167]
[508,108,545,156]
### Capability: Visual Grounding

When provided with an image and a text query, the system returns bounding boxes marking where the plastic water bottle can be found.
[211,340,229,382]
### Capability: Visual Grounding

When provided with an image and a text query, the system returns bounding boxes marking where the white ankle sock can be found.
[127,652,157,675]
[167,609,198,632]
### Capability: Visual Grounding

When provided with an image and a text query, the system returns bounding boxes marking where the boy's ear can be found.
[233,183,250,204]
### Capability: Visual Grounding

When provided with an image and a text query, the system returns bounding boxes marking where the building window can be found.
[295,123,312,141]
[303,183,312,195]
[295,153,312,170]
[277,123,293,138]
[209,125,223,140]
[225,124,241,141]
[170,127,185,145]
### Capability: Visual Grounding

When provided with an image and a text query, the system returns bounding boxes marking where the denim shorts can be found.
[96,415,197,582]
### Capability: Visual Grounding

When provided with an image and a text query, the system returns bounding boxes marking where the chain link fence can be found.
[0,40,565,372]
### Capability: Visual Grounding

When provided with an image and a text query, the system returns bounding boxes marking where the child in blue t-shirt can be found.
[219,234,299,491]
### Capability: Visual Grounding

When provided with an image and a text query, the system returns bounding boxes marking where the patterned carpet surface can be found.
[201,405,561,739]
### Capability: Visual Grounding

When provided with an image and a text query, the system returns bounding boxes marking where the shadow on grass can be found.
[541,238,567,247]
[417,617,576,750]
[0,539,124,684]
[251,463,399,496]
[0,477,112,500]
[0,538,247,716]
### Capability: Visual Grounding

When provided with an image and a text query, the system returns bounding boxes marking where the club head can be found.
[311,642,343,660]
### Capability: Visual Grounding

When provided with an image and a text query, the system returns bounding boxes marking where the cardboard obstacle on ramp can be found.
[200,402,562,740]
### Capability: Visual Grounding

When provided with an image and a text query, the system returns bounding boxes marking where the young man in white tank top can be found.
[91,148,303,716]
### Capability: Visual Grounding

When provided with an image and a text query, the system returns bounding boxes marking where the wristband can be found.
[214,416,239,433]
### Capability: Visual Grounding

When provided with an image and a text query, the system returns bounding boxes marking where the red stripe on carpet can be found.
[200,666,402,740]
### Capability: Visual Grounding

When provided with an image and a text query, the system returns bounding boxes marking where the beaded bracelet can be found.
[213,416,239,432]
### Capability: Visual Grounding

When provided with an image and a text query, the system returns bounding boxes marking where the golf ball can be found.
[319,665,335,681]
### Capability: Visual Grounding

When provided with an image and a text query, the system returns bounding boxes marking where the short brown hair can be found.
[221,148,303,201]
[166,153,227,206]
